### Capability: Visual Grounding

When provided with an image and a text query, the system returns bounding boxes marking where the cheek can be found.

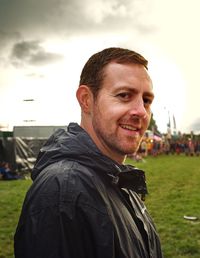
[110,103,131,116]
[101,104,125,119]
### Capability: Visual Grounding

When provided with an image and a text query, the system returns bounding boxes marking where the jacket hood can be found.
[32,123,147,196]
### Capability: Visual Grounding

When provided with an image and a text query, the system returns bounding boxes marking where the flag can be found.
[173,114,176,129]
[167,111,171,128]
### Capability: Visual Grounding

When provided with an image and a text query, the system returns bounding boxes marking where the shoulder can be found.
[27,160,107,214]
[37,160,96,194]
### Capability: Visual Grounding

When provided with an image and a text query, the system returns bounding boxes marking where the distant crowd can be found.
[130,134,200,161]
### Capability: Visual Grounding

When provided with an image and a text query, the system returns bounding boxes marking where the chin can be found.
[122,146,139,155]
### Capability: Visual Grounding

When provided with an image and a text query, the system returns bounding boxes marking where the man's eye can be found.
[117,92,131,100]
[143,98,152,106]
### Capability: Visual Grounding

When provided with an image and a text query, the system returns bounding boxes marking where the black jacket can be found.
[14,123,163,258]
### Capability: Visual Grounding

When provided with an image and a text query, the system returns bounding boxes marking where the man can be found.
[14,47,163,257]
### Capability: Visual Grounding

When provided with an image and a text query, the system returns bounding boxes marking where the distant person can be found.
[14,47,163,258]
[140,139,148,158]
[194,140,200,156]
[188,139,195,156]
[0,162,20,180]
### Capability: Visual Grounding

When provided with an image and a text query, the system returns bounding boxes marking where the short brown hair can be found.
[79,47,148,98]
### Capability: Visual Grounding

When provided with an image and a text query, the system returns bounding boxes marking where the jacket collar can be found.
[68,123,148,197]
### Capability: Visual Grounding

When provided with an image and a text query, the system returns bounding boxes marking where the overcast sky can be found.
[0,0,200,134]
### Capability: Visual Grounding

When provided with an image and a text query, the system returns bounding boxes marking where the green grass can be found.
[0,179,32,258]
[0,155,200,257]
[127,155,200,258]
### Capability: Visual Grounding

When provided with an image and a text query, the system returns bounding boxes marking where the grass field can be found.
[0,155,200,258]
[127,155,200,258]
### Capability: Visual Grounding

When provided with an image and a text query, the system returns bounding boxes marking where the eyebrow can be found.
[113,86,154,99]
[143,92,154,99]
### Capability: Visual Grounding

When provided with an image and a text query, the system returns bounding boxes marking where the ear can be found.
[76,85,93,114]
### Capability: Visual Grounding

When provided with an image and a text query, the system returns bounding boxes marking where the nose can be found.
[129,96,147,119]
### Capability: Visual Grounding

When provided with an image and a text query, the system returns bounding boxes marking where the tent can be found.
[0,125,67,173]
[0,131,16,170]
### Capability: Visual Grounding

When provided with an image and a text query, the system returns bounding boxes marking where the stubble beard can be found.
[92,118,142,157]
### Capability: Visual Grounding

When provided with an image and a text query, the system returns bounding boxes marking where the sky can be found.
[0,0,200,134]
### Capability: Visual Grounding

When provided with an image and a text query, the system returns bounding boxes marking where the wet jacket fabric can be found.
[14,123,163,258]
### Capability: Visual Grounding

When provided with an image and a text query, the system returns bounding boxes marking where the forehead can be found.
[102,62,153,92]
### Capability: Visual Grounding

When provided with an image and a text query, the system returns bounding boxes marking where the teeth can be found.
[121,125,137,131]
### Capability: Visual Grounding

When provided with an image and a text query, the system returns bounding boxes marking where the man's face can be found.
[88,62,154,163]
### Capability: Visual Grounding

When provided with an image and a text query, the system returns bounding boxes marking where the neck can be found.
[80,120,126,164]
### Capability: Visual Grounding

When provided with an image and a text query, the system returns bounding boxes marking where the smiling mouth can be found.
[120,124,139,132]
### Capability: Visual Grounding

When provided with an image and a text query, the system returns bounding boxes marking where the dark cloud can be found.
[0,30,21,46]
[0,0,156,67]
[0,0,156,68]
[11,40,63,66]
[0,0,154,39]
